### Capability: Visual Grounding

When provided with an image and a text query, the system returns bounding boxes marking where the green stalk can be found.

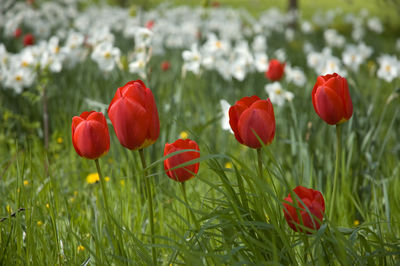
[95,159,111,215]
[138,149,157,265]
[329,124,342,220]
[257,148,263,178]
[180,182,200,230]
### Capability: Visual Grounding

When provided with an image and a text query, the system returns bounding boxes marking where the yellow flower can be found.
[23,180,29,186]
[105,176,110,182]
[57,137,63,144]
[37,221,43,226]
[46,203,50,208]
[179,131,189,139]
[353,219,360,226]
[86,173,99,184]
[224,162,233,169]
[120,180,125,186]
[77,245,85,252]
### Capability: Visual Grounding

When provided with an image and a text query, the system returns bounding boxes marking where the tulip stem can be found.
[94,159,111,216]
[138,149,157,265]
[180,182,200,230]
[329,124,342,220]
[257,148,263,178]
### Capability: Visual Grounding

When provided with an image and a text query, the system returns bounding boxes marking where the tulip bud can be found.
[161,61,170,71]
[311,73,353,125]
[164,139,200,182]
[108,80,160,150]
[229,96,275,149]
[23,34,35,46]
[265,59,285,81]
[283,186,325,233]
[71,111,110,160]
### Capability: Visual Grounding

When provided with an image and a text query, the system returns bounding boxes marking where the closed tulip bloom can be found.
[229,96,275,149]
[72,111,110,160]
[283,186,325,233]
[23,33,35,46]
[311,73,353,125]
[265,59,285,81]
[164,139,200,182]
[108,80,160,150]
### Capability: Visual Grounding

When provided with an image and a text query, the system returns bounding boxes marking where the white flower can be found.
[128,59,147,79]
[367,17,383,34]
[320,56,346,77]
[220,99,233,133]
[135,27,153,48]
[285,65,306,87]
[254,53,268,72]
[265,82,294,107]
[301,21,313,34]
[40,37,65,72]
[377,54,400,82]
[342,45,363,72]
[231,58,247,81]
[182,44,201,75]
[252,35,267,53]
[4,67,36,94]
[203,34,230,56]
[396,39,400,51]
[91,41,120,72]
[324,29,345,48]
[285,28,295,42]
[274,48,286,62]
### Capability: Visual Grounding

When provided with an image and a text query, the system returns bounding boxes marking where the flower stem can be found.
[138,149,156,265]
[329,124,342,220]
[180,182,200,230]
[94,159,110,215]
[257,148,263,177]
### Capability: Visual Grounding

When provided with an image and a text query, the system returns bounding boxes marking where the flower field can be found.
[1,0,400,265]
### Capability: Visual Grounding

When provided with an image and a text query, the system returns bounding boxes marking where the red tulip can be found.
[161,61,170,71]
[164,139,200,182]
[146,20,155,30]
[72,111,110,160]
[265,59,285,81]
[23,34,35,46]
[14,28,22,38]
[229,96,275,149]
[108,80,160,150]
[283,186,325,233]
[311,73,353,125]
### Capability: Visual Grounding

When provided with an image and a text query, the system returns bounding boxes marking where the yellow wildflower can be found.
[86,173,99,184]
[23,180,29,186]
[37,221,43,226]
[224,162,233,169]
[77,245,85,252]
[353,220,360,226]
[179,131,189,139]
[57,137,63,144]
